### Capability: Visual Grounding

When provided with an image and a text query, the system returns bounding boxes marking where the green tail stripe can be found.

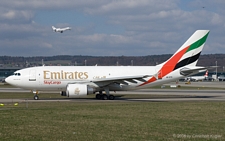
[186,32,209,53]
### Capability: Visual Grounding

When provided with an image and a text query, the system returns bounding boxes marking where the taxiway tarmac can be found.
[0,88,225,103]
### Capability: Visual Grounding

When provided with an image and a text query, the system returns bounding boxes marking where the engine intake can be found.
[65,84,95,97]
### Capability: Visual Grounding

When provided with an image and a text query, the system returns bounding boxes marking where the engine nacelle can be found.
[65,84,95,97]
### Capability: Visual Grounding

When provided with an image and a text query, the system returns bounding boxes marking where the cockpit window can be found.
[14,73,21,76]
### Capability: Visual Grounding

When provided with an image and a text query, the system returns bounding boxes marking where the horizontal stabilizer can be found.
[180,67,207,76]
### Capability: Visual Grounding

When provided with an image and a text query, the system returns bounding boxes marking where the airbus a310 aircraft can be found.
[52,26,71,33]
[5,30,210,100]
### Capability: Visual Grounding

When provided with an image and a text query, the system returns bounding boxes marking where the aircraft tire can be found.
[96,94,102,99]
[108,95,115,100]
[34,95,39,100]
[102,94,108,100]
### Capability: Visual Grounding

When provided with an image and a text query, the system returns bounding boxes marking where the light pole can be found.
[216,61,217,79]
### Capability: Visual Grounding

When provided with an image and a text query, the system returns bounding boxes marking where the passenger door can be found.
[29,69,36,81]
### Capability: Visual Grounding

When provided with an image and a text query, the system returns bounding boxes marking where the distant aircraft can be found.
[218,75,225,81]
[5,30,210,100]
[52,26,71,33]
[186,70,208,81]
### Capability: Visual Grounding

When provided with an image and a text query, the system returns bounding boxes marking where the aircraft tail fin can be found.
[140,30,209,86]
[169,30,209,67]
[204,70,208,77]
[52,26,56,31]
[156,30,209,78]
[139,30,210,86]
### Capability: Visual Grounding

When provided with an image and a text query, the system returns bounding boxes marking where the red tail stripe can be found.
[160,46,189,77]
[139,46,189,86]
[140,77,156,86]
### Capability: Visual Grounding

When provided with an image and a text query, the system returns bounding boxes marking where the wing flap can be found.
[68,75,151,87]
[92,75,150,82]
[91,75,150,87]
[135,78,147,82]
[117,81,129,85]
[125,79,137,83]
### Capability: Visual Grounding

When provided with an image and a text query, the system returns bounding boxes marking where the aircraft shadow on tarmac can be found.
[23,95,220,101]
[114,95,219,100]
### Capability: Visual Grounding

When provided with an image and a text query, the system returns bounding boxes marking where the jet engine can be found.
[64,84,95,97]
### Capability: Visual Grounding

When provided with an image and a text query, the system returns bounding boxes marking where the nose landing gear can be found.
[32,91,39,100]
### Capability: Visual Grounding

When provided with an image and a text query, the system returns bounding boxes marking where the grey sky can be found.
[0,0,224,56]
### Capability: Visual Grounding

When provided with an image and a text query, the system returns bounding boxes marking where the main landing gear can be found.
[95,94,115,100]
[95,90,115,100]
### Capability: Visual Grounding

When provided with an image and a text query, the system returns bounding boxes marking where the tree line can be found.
[0,54,224,72]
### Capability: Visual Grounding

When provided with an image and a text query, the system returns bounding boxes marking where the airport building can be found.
[0,67,23,81]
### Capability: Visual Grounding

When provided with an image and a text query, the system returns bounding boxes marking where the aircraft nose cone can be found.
[5,76,11,84]
[5,76,16,85]
[5,76,22,87]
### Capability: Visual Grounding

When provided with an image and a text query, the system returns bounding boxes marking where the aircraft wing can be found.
[95,75,149,82]
[71,75,151,87]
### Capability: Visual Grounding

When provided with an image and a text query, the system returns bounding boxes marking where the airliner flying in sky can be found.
[52,26,71,33]
[5,30,210,100]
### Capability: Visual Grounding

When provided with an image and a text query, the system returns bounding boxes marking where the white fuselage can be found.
[52,26,71,33]
[5,66,184,92]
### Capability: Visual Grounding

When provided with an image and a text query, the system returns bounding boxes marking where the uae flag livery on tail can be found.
[173,31,209,70]
[140,30,210,86]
